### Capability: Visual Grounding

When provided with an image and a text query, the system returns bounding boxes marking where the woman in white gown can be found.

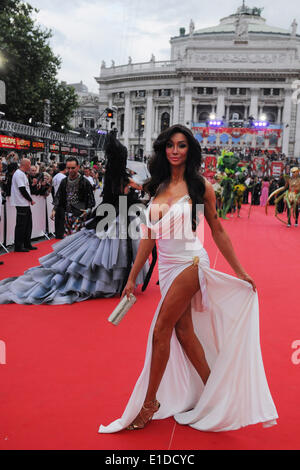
[99,124,278,433]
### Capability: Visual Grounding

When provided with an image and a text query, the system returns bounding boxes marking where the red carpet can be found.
[0,204,299,450]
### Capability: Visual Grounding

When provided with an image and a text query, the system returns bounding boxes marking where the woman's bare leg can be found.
[175,305,210,384]
[144,264,201,403]
[127,263,208,429]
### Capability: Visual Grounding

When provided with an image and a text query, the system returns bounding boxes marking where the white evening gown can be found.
[99,194,278,433]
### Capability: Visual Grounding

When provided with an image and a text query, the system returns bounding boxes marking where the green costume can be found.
[217,151,243,219]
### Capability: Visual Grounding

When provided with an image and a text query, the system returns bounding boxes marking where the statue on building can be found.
[235,15,249,40]
[101,60,106,69]
[111,60,115,68]
[189,19,195,35]
[150,53,155,63]
[291,19,298,36]
[237,2,263,17]
[128,56,132,64]
[252,7,263,16]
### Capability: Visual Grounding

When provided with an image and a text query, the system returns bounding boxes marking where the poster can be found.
[271,161,284,177]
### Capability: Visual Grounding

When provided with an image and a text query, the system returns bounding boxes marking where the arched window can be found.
[161,112,170,131]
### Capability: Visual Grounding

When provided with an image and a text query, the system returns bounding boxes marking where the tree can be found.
[0,0,78,131]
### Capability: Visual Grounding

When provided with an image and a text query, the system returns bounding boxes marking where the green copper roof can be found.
[173,4,296,39]
[193,22,290,36]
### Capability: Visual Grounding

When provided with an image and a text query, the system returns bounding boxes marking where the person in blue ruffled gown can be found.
[0,132,149,304]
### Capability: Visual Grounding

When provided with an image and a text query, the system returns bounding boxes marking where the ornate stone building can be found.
[95,3,300,158]
[68,81,100,131]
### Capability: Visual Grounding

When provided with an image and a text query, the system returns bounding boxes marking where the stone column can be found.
[124,91,131,149]
[108,92,113,109]
[184,86,193,126]
[155,107,160,135]
[224,105,229,122]
[276,106,282,124]
[145,90,153,154]
[193,104,197,124]
[282,89,293,155]
[249,89,259,119]
[294,101,300,157]
[216,87,226,119]
[172,89,180,125]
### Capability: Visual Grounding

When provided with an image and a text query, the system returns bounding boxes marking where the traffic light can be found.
[106,108,114,119]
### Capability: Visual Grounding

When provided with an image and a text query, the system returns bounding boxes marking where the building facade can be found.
[96,3,300,158]
[68,81,100,131]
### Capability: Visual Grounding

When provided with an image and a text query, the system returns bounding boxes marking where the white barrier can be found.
[5,197,16,246]
[0,204,4,248]
[4,195,48,246]
[46,195,55,235]
[31,196,47,239]
[0,189,102,247]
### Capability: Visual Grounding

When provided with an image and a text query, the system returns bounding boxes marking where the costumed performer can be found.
[99,124,278,433]
[212,172,222,217]
[233,174,246,217]
[266,166,300,227]
[0,132,149,304]
[217,150,240,219]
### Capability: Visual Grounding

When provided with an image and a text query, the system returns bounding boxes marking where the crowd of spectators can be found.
[240,174,287,207]
[0,147,298,216]
[0,151,106,202]
[202,145,299,166]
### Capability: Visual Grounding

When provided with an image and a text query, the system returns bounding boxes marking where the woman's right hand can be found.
[121,278,135,299]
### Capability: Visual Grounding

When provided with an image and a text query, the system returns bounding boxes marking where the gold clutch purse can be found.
[108,294,137,325]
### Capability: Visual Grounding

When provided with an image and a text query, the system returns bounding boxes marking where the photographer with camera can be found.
[29,165,39,195]
[36,171,52,197]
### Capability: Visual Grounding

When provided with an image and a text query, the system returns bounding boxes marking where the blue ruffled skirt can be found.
[0,227,148,305]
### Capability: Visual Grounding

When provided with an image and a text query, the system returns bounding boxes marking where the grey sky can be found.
[27,0,300,93]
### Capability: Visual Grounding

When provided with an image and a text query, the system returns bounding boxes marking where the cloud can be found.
[28,0,299,92]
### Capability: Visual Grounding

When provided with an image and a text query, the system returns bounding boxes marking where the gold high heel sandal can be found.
[126,399,160,430]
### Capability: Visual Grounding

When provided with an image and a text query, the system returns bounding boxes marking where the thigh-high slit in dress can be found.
[99,194,278,433]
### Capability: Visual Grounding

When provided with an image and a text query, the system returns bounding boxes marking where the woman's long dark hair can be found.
[143,124,205,231]
[102,130,128,208]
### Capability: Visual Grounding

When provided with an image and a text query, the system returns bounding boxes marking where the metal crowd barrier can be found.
[0,189,103,249]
